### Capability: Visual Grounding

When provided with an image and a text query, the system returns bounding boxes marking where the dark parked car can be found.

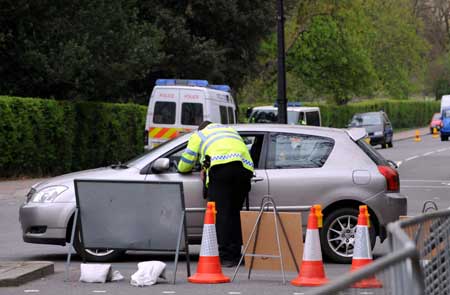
[349,111,393,149]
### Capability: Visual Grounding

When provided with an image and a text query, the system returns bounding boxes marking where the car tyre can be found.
[441,135,448,141]
[320,207,376,264]
[387,141,393,148]
[73,226,125,262]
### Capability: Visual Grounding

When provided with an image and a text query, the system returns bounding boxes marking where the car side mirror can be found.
[152,158,170,173]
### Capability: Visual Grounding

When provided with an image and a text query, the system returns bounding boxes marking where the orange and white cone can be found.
[188,202,230,284]
[350,205,382,289]
[291,204,329,287]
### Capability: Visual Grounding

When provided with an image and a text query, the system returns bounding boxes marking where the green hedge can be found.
[239,99,440,128]
[0,96,146,178]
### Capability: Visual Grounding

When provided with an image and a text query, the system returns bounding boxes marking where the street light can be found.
[276,0,287,124]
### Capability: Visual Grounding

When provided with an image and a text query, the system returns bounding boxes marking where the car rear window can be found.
[356,139,388,165]
[306,111,320,126]
[153,101,176,124]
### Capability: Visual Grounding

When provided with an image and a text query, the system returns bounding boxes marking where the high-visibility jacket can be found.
[177,124,254,182]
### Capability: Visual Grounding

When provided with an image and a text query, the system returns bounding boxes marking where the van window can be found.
[181,103,203,125]
[227,107,235,124]
[306,111,320,126]
[153,101,176,124]
[220,106,228,124]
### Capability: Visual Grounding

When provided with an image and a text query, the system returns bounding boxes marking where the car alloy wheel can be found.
[320,207,376,263]
[73,227,124,262]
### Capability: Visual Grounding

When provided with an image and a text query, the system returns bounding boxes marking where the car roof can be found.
[231,123,347,137]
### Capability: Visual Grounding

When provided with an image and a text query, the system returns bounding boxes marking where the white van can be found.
[145,79,236,149]
[248,103,321,126]
[441,95,450,113]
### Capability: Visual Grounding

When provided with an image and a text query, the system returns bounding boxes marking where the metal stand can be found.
[64,208,191,284]
[232,196,298,284]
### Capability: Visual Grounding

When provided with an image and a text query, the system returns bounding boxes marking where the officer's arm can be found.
[177,134,201,173]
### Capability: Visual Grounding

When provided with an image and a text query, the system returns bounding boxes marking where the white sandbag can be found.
[80,264,111,283]
[79,264,124,283]
[130,261,167,287]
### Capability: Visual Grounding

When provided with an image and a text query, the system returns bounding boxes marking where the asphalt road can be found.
[0,132,449,294]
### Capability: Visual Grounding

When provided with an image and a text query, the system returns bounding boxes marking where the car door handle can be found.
[251,177,264,183]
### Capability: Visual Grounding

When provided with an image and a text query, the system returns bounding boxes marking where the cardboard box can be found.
[240,211,303,271]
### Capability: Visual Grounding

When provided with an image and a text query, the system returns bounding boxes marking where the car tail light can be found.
[378,165,400,192]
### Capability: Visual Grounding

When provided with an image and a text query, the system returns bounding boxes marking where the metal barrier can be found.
[309,209,450,295]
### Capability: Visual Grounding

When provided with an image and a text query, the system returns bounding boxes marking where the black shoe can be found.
[222,259,239,268]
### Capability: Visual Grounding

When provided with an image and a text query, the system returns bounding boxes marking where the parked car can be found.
[440,107,450,141]
[348,111,394,148]
[247,104,321,126]
[429,112,442,134]
[19,124,406,263]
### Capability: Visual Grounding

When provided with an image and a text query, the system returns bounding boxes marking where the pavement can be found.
[0,127,438,294]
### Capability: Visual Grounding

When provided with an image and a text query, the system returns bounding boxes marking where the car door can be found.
[264,132,335,225]
[144,132,269,240]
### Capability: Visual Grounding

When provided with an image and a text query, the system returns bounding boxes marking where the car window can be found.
[350,113,382,126]
[153,101,176,124]
[267,133,334,169]
[158,144,201,173]
[306,111,320,126]
[356,139,388,165]
[181,103,203,125]
[220,106,228,124]
[240,134,264,168]
[227,107,235,124]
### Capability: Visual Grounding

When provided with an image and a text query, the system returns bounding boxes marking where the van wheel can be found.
[320,207,376,264]
[73,226,124,262]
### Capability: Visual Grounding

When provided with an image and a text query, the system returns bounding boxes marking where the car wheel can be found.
[73,226,124,262]
[387,141,393,148]
[381,143,386,149]
[320,207,376,264]
[441,135,448,141]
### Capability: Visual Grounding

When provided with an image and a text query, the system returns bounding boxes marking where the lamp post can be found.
[276,0,287,124]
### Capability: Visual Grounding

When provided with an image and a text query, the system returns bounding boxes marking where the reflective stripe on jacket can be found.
[177,124,254,179]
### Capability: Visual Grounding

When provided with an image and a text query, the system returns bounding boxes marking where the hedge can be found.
[0,96,440,178]
[0,96,146,178]
[239,99,440,128]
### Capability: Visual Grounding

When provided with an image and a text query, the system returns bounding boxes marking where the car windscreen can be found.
[443,109,450,118]
[250,110,299,124]
[356,138,389,165]
[350,113,382,127]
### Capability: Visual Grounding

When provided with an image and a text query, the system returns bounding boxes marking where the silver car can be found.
[19,124,406,263]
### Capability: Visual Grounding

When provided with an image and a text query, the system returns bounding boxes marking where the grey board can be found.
[74,180,185,251]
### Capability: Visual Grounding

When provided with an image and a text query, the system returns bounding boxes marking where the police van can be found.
[145,79,236,149]
[247,103,321,126]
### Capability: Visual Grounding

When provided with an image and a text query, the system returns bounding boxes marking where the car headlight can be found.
[30,186,68,203]
[374,131,383,136]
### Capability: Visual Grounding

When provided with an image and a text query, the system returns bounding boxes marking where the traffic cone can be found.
[432,127,439,138]
[188,202,230,284]
[291,204,329,287]
[414,130,421,142]
[350,205,382,289]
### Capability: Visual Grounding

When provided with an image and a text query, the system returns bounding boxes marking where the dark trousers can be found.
[208,161,252,261]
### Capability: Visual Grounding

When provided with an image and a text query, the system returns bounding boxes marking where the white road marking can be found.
[228,292,241,295]
[162,292,176,294]
[402,186,450,189]
[423,151,435,156]
[359,292,374,295]
[92,291,106,294]
[396,161,402,167]
[405,155,419,161]
[403,180,450,183]
[437,148,447,152]
[24,291,40,293]
[293,293,305,295]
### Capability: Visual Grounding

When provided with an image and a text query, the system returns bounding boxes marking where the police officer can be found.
[178,121,254,267]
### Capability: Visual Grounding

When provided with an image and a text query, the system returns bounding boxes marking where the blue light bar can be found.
[273,101,302,107]
[187,80,208,87]
[155,79,176,86]
[155,79,209,87]
[210,85,231,92]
